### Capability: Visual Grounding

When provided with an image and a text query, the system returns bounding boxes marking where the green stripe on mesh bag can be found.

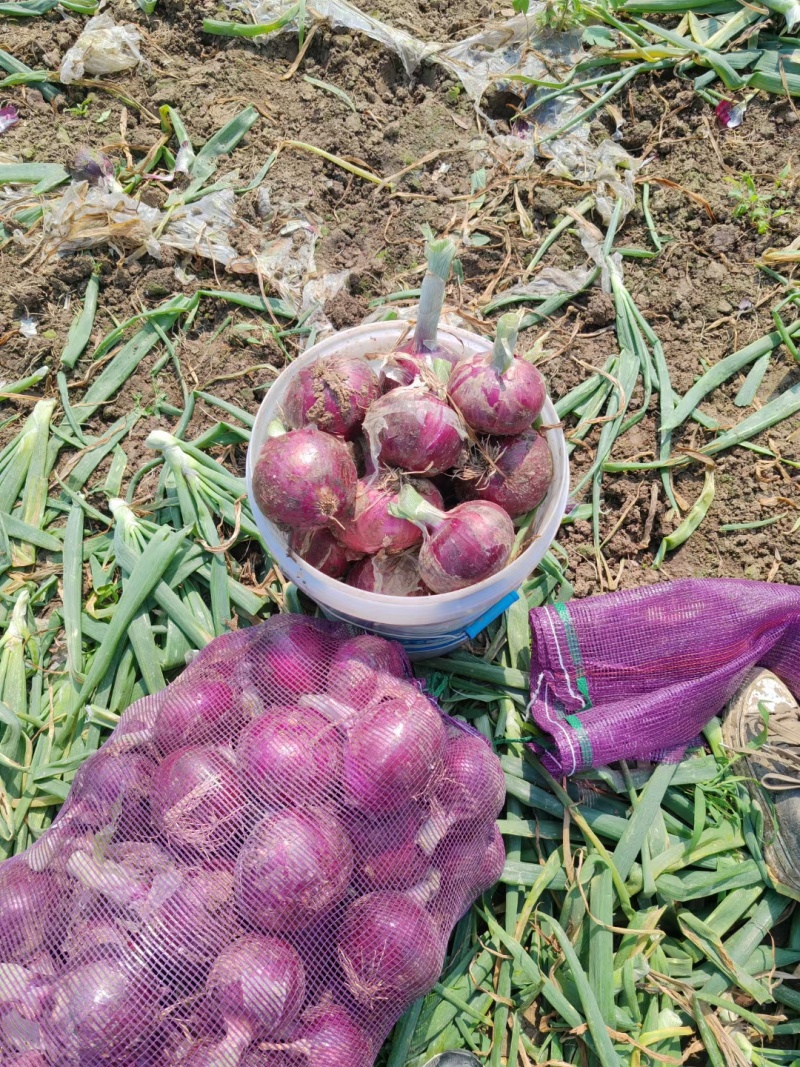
[553,601,592,709]
[564,713,593,771]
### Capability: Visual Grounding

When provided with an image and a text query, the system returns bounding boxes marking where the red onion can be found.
[261,1003,372,1067]
[284,354,381,440]
[418,732,506,853]
[448,313,546,436]
[455,430,553,518]
[363,387,466,476]
[236,705,341,807]
[7,1055,49,1067]
[71,147,115,187]
[326,633,410,708]
[207,934,306,1054]
[341,695,446,815]
[151,746,243,855]
[350,809,430,890]
[252,422,357,529]
[235,809,353,932]
[0,865,61,961]
[289,526,352,578]
[66,749,155,839]
[153,678,240,755]
[346,551,428,597]
[257,616,337,696]
[45,958,160,1061]
[338,891,444,1006]
[336,475,443,556]
[479,824,506,892]
[389,485,514,593]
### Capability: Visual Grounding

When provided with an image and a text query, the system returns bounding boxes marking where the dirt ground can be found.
[1,0,799,599]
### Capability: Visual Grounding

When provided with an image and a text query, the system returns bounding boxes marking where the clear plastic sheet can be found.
[59,14,143,84]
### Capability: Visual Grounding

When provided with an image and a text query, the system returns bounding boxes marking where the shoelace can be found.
[747,703,800,791]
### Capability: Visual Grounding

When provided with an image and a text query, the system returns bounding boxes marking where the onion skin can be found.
[46,958,160,1061]
[346,551,428,597]
[449,357,546,436]
[208,934,306,1040]
[363,387,466,476]
[0,865,62,962]
[151,746,243,856]
[289,526,352,578]
[338,891,444,1007]
[284,353,381,440]
[235,809,353,933]
[252,426,357,529]
[456,431,553,518]
[153,679,239,755]
[341,696,446,815]
[336,477,443,556]
[235,705,342,807]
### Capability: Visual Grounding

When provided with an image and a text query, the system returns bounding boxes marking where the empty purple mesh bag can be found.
[529,578,800,775]
[0,616,505,1067]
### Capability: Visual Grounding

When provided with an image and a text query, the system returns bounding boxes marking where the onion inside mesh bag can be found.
[0,616,505,1066]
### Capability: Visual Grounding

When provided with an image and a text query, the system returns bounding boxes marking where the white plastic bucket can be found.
[246,322,570,659]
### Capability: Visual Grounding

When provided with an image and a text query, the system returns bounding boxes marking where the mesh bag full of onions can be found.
[0,615,505,1067]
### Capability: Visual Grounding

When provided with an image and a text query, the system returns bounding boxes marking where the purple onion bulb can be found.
[151,746,243,856]
[338,891,444,1007]
[336,475,443,556]
[252,423,357,529]
[235,809,353,932]
[448,313,546,436]
[283,353,381,439]
[363,387,466,476]
[341,695,446,815]
[389,485,514,593]
[235,705,342,808]
[455,430,553,518]
[289,526,353,578]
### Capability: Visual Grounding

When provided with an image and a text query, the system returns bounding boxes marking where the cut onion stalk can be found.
[455,430,552,518]
[389,485,514,593]
[448,312,546,436]
[417,731,506,853]
[382,237,458,389]
[363,387,467,476]
[346,550,428,597]
[283,353,381,440]
[251,421,357,529]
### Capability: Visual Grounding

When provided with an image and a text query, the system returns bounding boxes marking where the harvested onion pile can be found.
[0,617,505,1066]
[251,237,555,596]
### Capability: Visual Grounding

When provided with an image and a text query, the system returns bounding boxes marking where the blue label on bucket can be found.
[463,591,520,639]
[318,591,521,659]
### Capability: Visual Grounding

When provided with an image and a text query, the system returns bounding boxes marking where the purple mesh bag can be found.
[529,578,800,775]
[0,616,505,1067]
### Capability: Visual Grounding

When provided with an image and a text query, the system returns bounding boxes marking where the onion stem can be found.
[412,237,456,351]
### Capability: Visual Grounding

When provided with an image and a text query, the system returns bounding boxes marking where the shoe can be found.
[721,667,800,901]
[421,1054,482,1066]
